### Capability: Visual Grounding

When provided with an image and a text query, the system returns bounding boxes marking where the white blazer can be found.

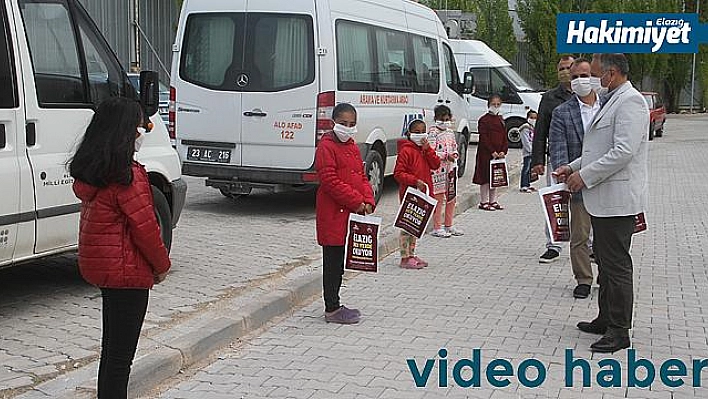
[569,81,649,217]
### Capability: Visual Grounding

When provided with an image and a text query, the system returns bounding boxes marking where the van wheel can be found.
[505,118,524,148]
[456,134,469,177]
[151,186,173,252]
[219,187,246,200]
[648,122,655,141]
[365,150,385,204]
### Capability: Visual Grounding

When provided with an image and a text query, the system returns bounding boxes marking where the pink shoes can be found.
[400,256,426,269]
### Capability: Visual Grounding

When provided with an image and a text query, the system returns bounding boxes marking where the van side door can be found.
[0,0,26,265]
[15,0,126,254]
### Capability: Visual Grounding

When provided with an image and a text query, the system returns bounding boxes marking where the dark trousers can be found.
[98,288,149,399]
[322,246,345,313]
[591,215,635,337]
[520,155,532,188]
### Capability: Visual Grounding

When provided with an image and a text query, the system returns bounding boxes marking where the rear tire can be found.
[151,186,173,252]
[365,149,385,204]
[648,122,655,141]
[505,118,524,148]
[456,133,469,177]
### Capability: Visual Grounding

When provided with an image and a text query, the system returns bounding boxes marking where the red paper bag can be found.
[394,186,438,238]
[633,212,647,234]
[345,213,382,273]
[490,159,509,188]
[538,183,571,244]
[447,166,457,202]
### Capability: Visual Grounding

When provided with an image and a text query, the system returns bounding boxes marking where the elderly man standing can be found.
[554,53,649,353]
[549,58,599,300]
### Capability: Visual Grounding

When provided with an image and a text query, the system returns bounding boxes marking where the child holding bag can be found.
[69,97,171,398]
[473,94,508,211]
[315,103,375,324]
[394,119,441,269]
[428,105,463,237]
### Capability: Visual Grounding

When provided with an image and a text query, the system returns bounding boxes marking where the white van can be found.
[449,39,543,147]
[0,0,186,268]
[170,0,473,202]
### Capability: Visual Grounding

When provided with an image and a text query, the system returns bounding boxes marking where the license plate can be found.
[187,147,231,163]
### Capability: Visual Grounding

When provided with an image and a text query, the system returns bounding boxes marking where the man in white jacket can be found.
[554,53,649,353]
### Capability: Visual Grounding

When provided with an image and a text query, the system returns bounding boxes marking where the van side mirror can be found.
[139,70,159,117]
[462,72,474,94]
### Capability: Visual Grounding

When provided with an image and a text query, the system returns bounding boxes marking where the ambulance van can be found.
[0,0,186,268]
[170,0,474,202]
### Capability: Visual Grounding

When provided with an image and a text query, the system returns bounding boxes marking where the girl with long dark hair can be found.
[69,97,171,398]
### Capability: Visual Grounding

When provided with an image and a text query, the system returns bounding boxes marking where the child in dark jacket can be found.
[69,97,170,398]
[315,103,376,324]
[393,119,441,269]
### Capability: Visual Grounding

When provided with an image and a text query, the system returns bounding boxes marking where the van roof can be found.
[449,39,510,68]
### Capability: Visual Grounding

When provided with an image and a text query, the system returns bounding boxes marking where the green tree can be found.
[472,0,518,61]
[517,0,576,88]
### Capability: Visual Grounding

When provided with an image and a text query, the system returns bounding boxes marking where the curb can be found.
[69,160,523,398]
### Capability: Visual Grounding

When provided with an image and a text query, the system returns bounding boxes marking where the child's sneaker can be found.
[400,257,424,269]
[445,226,464,236]
[520,187,530,193]
[431,228,452,238]
[413,256,428,267]
[325,306,360,324]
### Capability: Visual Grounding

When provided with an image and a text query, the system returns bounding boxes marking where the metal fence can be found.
[78,0,180,85]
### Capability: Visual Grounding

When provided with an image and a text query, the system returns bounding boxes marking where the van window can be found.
[469,67,491,99]
[0,2,17,108]
[76,11,123,104]
[410,35,439,94]
[337,21,375,91]
[442,43,460,92]
[180,13,314,92]
[374,29,410,92]
[19,0,87,105]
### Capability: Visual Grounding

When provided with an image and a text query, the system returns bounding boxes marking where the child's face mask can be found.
[409,132,428,146]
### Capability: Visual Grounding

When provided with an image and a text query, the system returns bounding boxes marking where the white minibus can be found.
[450,39,543,147]
[171,0,473,202]
[0,0,185,268]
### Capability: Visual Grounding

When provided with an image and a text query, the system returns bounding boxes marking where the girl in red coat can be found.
[69,97,171,398]
[394,119,441,269]
[473,94,508,211]
[315,103,375,324]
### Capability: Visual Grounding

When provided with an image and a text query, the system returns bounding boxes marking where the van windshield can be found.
[180,13,314,92]
[498,66,536,92]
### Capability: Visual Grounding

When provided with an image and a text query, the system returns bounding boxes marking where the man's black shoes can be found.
[577,320,607,335]
[590,335,630,353]
[573,284,591,299]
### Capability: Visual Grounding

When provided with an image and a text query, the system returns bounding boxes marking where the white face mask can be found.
[135,128,146,152]
[528,118,536,127]
[571,77,593,97]
[589,76,602,93]
[409,133,428,146]
[435,120,453,130]
[332,123,357,142]
[488,106,501,115]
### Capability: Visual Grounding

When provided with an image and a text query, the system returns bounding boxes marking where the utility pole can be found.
[690,0,699,113]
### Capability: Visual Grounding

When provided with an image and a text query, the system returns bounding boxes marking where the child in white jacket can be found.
[428,105,463,237]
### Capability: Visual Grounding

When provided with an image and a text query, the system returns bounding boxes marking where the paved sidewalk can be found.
[7,145,522,398]
[152,115,708,399]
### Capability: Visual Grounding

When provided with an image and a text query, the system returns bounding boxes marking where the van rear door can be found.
[239,2,317,169]
[176,5,245,167]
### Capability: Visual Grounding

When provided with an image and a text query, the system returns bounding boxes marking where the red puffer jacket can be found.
[73,162,171,289]
[315,133,376,246]
[394,139,441,199]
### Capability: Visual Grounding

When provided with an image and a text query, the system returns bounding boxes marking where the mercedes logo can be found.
[236,73,249,87]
